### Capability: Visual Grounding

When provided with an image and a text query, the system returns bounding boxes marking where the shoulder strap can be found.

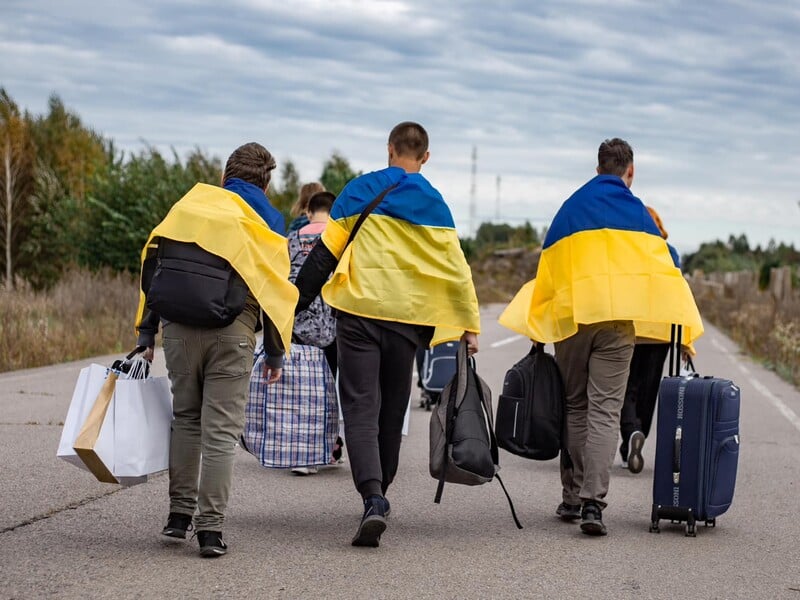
[345,183,399,248]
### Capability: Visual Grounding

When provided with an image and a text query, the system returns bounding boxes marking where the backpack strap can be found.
[434,354,461,504]
[345,183,399,248]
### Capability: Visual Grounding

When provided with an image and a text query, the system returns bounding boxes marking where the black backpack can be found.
[429,340,522,528]
[145,239,249,328]
[495,343,566,461]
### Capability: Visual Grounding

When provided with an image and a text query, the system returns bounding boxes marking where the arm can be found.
[294,241,338,313]
[261,311,285,383]
[461,331,479,356]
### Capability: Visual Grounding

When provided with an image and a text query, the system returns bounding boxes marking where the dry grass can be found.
[689,270,800,388]
[0,269,139,373]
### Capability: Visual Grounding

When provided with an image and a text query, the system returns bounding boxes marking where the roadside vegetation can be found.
[1,89,797,387]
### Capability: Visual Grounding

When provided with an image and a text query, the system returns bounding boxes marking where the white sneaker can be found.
[291,467,319,475]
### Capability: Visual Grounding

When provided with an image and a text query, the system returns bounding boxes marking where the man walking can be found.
[499,138,703,535]
[135,142,297,557]
[295,122,481,547]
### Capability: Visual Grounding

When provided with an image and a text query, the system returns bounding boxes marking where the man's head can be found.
[307,191,335,220]
[597,138,634,187]
[222,142,277,191]
[388,121,430,172]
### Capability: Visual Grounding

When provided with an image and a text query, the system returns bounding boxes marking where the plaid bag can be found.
[243,343,339,468]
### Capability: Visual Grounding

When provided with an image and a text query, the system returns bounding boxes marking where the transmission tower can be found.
[495,175,501,221]
[469,146,477,237]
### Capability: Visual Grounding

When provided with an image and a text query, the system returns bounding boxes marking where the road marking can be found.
[490,335,524,349]
[711,335,800,433]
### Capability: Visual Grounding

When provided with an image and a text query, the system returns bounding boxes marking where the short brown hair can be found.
[222,142,276,189]
[597,138,633,176]
[307,191,335,215]
[388,121,428,160]
[290,182,326,217]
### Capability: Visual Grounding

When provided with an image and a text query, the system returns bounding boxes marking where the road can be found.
[1,305,799,599]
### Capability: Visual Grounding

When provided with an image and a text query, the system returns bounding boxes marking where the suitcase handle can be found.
[673,426,682,484]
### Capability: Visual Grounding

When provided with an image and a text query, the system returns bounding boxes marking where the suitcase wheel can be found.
[705,518,716,528]
[685,523,697,537]
[649,521,660,533]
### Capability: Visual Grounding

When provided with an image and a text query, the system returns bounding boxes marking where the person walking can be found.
[294,121,480,547]
[619,206,681,473]
[499,138,703,536]
[135,142,298,557]
[288,181,326,232]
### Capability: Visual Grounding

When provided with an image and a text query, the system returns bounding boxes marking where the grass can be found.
[0,269,139,373]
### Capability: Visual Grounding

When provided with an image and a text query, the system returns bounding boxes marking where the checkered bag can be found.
[243,343,339,468]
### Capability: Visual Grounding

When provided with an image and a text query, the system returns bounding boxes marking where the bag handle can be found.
[668,324,683,377]
[345,183,399,248]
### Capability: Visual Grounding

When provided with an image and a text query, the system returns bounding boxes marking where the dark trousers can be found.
[336,314,417,499]
[619,343,670,446]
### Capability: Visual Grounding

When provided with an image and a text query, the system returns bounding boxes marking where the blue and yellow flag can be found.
[135,183,299,350]
[499,175,703,344]
[320,166,480,346]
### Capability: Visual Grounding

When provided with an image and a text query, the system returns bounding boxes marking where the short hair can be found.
[597,138,633,177]
[388,121,429,160]
[222,142,276,189]
[307,191,335,215]
[291,182,325,217]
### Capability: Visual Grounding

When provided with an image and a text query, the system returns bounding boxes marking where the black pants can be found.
[620,343,670,448]
[336,314,417,499]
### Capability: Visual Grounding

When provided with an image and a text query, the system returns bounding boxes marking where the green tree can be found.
[0,89,35,289]
[320,151,359,195]
[84,146,221,273]
[269,159,301,224]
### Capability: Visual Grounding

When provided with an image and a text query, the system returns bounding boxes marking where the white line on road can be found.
[490,334,524,349]
[711,336,800,434]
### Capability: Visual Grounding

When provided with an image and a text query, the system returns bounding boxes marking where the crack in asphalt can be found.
[0,489,123,534]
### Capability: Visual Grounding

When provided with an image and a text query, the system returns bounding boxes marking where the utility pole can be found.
[495,175,501,221]
[469,145,477,237]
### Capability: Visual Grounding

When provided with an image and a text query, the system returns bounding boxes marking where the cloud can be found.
[1,0,799,250]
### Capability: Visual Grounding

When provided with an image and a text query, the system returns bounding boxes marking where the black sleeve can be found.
[261,311,285,369]
[136,243,160,347]
[294,241,338,313]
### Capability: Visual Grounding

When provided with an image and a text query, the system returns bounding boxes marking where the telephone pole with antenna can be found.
[469,146,477,237]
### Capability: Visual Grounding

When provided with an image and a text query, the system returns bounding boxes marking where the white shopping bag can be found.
[58,359,172,484]
[113,376,172,477]
[57,364,115,474]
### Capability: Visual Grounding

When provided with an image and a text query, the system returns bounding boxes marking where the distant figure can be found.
[619,205,680,474]
[294,121,480,547]
[499,138,703,536]
[136,142,297,558]
[286,190,341,476]
[288,182,326,233]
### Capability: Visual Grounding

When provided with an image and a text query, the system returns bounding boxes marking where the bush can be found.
[0,268,138,372]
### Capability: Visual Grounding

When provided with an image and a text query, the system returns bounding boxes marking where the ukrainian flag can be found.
[320,167,480,346]
[135,183,299,351]
[499,175,703,344]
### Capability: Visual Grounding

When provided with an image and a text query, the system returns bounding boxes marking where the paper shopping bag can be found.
[113,376,172,477]
[57,364,116,478]
[73,371,119,483]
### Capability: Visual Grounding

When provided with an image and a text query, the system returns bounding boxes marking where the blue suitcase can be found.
[650,326,741,536]
[418,342,459,410]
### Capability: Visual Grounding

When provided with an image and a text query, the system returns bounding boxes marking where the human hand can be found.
[263,365,283,384]
[461,331,479,356]
[142,346,155,362]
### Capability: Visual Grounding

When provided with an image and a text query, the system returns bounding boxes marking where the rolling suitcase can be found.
[418,341,459,410]
[650,326,741,536]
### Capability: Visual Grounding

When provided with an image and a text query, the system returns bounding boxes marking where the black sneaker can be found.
[383,497,391,518]
[351,495,387,547]
[161,512,193,539]
[197,530,228,558]
[556,502,581,521]
[580,502,607,536]
[627,431,646,474]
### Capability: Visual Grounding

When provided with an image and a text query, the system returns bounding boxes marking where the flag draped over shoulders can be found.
[499,175,703,344]
[135,183,298,351]
[320,166,480,346]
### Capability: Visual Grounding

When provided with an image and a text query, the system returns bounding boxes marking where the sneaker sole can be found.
[199,546,228,558]
[161,528,187,539]
[351,515,387,547]
[580,520,608,536]
[556,510,581,522]
[628,432,646,474]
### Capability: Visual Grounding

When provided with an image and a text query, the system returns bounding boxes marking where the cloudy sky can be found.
[2,0,799,253]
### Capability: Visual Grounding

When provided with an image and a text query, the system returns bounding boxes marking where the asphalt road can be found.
[1,305,799,599]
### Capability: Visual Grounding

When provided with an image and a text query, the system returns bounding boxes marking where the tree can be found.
[0,89,35,289]
[269,159,301,223]
[320,151,359,196]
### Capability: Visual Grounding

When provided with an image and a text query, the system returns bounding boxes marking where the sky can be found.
[2,0,799,254]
